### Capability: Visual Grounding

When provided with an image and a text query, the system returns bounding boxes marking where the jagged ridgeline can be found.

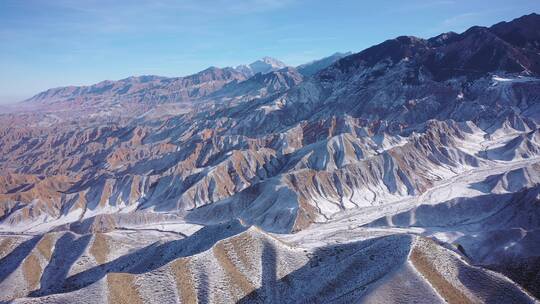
[1,13,540,303]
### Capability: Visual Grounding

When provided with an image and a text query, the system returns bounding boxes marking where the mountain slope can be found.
[224,14,540,136]
[296,52,352,77]
[207,67,304,103]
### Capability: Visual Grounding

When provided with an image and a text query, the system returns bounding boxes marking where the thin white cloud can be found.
[442,12,482,27]
[195,0,295,14]
[390,0,455,13]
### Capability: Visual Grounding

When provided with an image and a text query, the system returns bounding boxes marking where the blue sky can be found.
[0,0,539,102]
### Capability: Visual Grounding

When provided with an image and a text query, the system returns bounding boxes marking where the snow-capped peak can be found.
[259,56,287,67]
[236,56,288,76]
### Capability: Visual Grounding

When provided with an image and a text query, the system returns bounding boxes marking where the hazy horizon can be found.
[1,0,539,103]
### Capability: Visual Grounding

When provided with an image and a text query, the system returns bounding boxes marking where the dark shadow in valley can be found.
[468,180,493,194]
[0,235,42,284]
[5,183,34,194]
[365,187,540,233]
[456,259,536,303]
[29,220,247,297]
[483,256,540,300]
[262,241,278,302]
[197,271,210,304]
[239,240,278,303]
[0,203,27,223]
[29,232,92,297]
[238,234,412,304]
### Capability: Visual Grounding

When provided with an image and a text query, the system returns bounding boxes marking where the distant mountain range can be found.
[1,13,540,303]
[23,54,346,108]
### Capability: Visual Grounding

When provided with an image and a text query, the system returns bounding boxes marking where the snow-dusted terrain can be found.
[1,13,540,303]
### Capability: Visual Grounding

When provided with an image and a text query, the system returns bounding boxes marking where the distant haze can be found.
[0,95,28,104]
